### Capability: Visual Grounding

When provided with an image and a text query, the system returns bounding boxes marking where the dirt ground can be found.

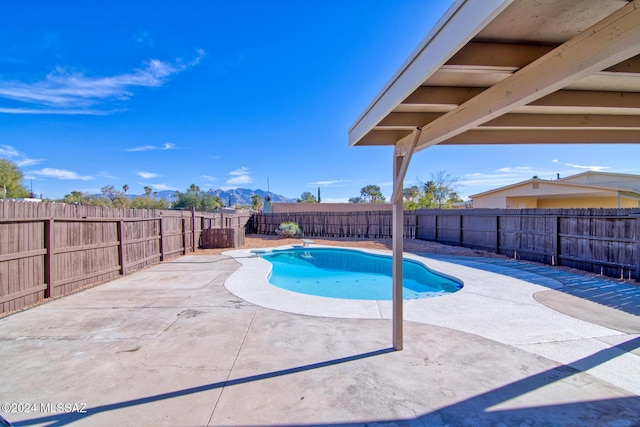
[195,234,499,257]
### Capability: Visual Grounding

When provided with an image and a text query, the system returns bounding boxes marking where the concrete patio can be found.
[0,250,639,426]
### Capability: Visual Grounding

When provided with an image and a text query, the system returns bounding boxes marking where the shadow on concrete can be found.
[424,255,640,317]
[10,338,640,427]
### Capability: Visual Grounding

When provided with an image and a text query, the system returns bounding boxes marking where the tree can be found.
[297,191,317,203]
[101,185,119,202]
[122,184,129,194]
[360,185,385,203]
[430,171,461,208]
[100,185,130,208]
[172,185,222,211]
[0,159,30,198]
[403,185,421,210]
[251,194,263,212]
[348,196,364,203]
[62,191,85,205]
[403,171,462,209]
[144,186,152,197]
[131,196,170,209]
[317,187,321,203]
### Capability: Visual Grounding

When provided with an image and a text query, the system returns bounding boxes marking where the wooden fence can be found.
[200,228,245,249]
[0,201,250,314]
[247,211,416,238]
[248,208,640,281]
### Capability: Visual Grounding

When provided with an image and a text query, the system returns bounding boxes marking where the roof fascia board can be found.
[470,178,640,198]
[560,171,640,181]
[348,0,513,147]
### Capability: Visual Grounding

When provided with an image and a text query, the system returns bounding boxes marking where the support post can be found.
[392,156,404,351]
[391,127,421,351]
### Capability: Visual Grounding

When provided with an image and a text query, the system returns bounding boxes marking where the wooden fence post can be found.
[182,217,188,255]
[191,207,197,252]
[635,214,640,281]
[44,218,54,298]
[159,216,165,261]
[117,220,126,275]
[553,215,560,266]
[495,214,500,254]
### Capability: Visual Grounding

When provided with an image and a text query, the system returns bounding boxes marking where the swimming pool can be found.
[256,247,463,300]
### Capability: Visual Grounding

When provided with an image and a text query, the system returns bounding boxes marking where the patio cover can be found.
[348,0,640,350]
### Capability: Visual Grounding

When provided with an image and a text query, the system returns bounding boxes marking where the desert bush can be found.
[275,221,301,238]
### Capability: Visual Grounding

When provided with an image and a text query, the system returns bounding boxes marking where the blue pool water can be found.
[258,247,463,300]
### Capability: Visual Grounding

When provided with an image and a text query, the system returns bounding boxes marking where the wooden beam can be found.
[446,41,554,68]
[408,1,640,151]
[446,42,640,73]
[438,129,640,145]
[482,113,640,129]
[366,127,640,145]
[391,128,422,204]
[377,112,640,129]
[401,87,640,112]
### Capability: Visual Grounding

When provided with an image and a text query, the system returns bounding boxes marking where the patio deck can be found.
[0,252,639,426]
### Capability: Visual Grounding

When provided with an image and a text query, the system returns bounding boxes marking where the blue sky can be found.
[2,1,640,202]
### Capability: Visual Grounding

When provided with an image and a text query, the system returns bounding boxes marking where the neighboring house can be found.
[470,172,640,209]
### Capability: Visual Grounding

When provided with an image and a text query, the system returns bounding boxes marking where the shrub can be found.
[275,221,301,238]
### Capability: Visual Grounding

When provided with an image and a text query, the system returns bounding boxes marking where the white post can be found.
[392,154,404,351]
[391,127,421,351]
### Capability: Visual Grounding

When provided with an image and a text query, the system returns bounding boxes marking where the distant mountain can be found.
[208,188,294,206]
[139,188,294,206]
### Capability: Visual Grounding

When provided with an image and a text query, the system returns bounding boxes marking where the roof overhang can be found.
[350,0,640,352]
[349,0,640,152]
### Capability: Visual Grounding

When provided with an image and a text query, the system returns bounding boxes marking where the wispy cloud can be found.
[552,159,609,171]
[225,166,252,187]
[97,171,119,180]
[126,143,176,152]
[0,144,44,167]
[496,166,538,174]
[309,180,350,186]
[151,183,178,191]
[460,165,549,190]
[0,144,19,157]
[137,182,179,192]
[137,171,159,179]
[0,50,205,115]
[202,175,217,182]
[30,168,93,180]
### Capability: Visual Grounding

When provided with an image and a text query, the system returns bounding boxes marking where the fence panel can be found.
[0,201,248,314]
[462,214,498,252]
[559,214,638,279]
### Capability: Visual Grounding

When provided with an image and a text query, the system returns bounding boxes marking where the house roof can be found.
[348,0,640,152]
[558,170,640,185]
[469,173,640,199]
